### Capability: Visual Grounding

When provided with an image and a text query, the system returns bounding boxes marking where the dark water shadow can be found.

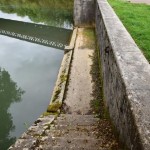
[0,68,24,150]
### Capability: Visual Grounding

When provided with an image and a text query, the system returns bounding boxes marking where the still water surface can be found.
[0,1,73,149]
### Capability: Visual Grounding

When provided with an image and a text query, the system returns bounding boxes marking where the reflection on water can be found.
[0,0,73,28]
[0,68,24,150]
[0,0,73,149]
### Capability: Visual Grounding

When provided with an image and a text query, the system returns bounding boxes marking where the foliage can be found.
[108,0,150,62]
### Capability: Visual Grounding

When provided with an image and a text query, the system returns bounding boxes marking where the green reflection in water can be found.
[0,68,24,149]
[0,0,73,27]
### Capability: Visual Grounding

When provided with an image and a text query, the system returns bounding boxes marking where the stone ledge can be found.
[47,28,77,113]
[96,0,150,149]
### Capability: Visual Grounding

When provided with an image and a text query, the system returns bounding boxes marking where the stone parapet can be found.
[96,0,150,149]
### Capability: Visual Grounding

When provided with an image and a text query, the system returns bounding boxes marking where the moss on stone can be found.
[47,101,62,112]
[42,111,51,116]
[60,74,67,82]
[52,87,61,102]
[42,111,59,117]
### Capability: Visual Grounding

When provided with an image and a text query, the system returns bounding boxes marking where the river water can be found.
[0,1,73,149]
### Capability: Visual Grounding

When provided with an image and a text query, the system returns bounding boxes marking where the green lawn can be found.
[108,0,150,62]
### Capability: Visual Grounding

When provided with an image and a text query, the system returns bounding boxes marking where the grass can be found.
[108,0,150,62]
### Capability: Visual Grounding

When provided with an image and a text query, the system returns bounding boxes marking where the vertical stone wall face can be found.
[74,0,95,26]
[95,0,150,149]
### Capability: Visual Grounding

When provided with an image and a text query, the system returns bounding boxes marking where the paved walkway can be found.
[129,0,150,4]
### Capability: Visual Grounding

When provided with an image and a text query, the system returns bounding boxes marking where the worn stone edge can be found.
[65,28,77,50]
[8,115,56,149]
[8,28,78,149]
[46,28,77,113]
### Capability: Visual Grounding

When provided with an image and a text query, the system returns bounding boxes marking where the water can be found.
[0,0,73,149]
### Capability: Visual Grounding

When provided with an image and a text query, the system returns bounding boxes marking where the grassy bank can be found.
[108,0,150,62]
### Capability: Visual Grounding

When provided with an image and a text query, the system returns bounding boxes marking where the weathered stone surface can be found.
[74,0,95,26]
[127,90,150,148]
[52,137,103,147]
[52,147,108,150]
[50,127,98,139]
[47,28,77,113]
[96,0,150,149]
[9,115,55,149]
[8,138,38,150]
[56,114,99,126]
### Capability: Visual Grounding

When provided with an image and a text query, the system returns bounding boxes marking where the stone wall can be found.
[74,0,95,26]
[95,0,150,149]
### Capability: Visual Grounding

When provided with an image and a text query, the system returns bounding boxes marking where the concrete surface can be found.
[63,28,94,115]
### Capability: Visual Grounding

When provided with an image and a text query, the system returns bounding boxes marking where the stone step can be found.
[47,125,99,139]
[52,146,107,150]
[51,124,97,132]
[35,136,108,150]
[59,114,99,120]
[52,137,103,147]
[55,114,99,126]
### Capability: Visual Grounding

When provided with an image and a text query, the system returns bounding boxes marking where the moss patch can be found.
[42,111,57,116]
[60,74,67,83]
[52,87,61,102]
[42,111,51,116]
[47,101,62,112]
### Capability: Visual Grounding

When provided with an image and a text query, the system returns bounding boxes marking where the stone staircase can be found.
[48,114,100,150]
[36,114,119,150]
[9,114,119,150]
